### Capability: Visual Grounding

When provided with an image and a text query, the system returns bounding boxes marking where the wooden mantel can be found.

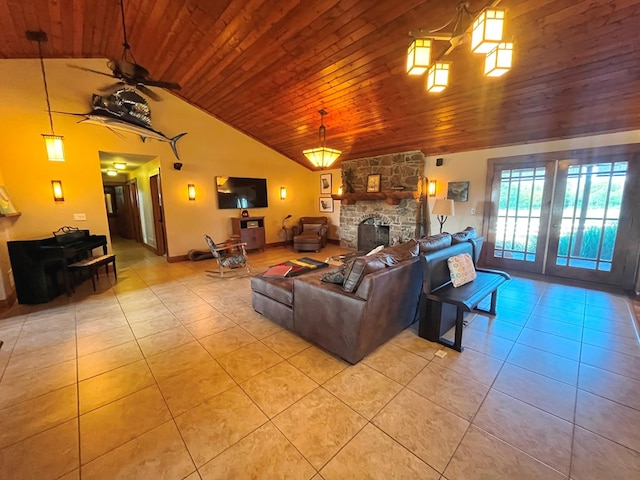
[331,191,418,205]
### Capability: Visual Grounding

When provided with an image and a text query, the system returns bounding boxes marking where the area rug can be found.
[264,257,329,277]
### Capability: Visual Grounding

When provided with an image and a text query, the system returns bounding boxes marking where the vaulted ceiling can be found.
[1,0,639,169]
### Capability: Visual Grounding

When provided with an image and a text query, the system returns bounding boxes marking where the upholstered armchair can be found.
[293,216,329,252]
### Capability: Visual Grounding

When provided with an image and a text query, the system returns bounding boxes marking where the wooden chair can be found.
[204,234,251,277]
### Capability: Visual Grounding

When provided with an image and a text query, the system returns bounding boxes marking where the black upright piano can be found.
[8,228,108,304]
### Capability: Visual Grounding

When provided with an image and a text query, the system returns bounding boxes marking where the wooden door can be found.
[126,178,143,243]
[150,174,167,255]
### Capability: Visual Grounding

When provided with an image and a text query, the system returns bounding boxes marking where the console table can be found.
[232,216,265,251]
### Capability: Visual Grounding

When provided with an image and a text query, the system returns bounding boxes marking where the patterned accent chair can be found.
[292,216,329,252]
[204,234,251,277]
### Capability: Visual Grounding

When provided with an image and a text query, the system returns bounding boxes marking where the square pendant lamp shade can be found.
[42,134,65,162]
[485,42,513,77]
[471,9,505,54]
[426,62,451,93]
[406,38,431,75]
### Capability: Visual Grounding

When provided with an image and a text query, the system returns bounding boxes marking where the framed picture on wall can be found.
[320,173,332,194]
[319,197,334,213]
[366,174,381,193]
[447,181,469,202]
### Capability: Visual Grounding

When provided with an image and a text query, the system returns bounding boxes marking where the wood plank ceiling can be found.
[1,0,639,169]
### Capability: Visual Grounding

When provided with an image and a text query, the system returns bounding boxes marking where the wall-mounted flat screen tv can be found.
[215,176,269,209]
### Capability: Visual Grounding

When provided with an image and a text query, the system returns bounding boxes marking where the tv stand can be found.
[231,216,265,251]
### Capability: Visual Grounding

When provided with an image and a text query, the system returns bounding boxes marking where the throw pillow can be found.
[447,253,477,287]
[321,257,355,285]
[321,268,345,284]
[365,245,385,256]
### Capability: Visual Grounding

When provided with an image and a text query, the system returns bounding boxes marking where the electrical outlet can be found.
[73,213,87,221]
[471,208,476,215]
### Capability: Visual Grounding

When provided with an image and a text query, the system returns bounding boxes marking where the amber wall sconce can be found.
[428,180,437,197]
[51,180,64,202]
[188,184,196,201]
[280,186,287,200]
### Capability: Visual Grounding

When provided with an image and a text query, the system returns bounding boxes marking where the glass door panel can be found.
[546,159,632,284]
[485,162,553,273]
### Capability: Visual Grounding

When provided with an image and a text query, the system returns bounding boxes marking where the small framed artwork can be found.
[447,181,469,202]
[366,174,381,193]
[319,197,334,213]
[320,173,332,194]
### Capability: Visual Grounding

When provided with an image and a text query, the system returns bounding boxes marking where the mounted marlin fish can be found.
[62,89,187,159]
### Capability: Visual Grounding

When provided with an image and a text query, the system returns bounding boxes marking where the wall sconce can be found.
[188,184,196,201]
[337,185,343,196]
[51,180,64,202]
[428,180,437,197]
[280,186,287,200]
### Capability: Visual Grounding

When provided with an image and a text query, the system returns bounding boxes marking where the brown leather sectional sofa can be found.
[251,229,481,364]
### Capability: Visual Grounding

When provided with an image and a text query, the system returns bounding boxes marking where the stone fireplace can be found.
[338,151,425,250]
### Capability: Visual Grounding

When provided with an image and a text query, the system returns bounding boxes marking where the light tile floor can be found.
[0,238,639,479]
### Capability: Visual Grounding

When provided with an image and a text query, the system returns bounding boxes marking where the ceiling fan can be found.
[72,0,181,101]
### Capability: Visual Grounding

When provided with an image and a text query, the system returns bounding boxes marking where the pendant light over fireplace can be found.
[26,30,65,161]
[303,110,341,169]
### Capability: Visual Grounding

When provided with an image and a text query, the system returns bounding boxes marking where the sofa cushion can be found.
[451,227,477,244]
[250,274,294,306]
[302,223,323,233]
[447,253,477,287]
[417,233,452,253]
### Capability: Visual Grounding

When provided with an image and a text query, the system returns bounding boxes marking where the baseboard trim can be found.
[167,254,189,263]
[0,289,17,309]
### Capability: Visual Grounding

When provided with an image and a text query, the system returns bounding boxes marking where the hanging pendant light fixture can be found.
[303,110,341,169]
[406,0,513,93]
[26,30,65,162]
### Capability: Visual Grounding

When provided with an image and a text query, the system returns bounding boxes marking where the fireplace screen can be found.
[358,218,390,252]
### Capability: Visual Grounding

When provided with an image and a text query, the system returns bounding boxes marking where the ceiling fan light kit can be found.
[303,110,341,169]
[407,0,513,93]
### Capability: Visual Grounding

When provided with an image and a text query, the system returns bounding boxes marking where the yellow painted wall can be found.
[0,59,318,268]
[312,168,341,240]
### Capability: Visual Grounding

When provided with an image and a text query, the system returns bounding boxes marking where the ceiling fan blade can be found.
[137,85,163,102]
[97,81,125,92]
[144,79,182,90]
[68,64,114,79]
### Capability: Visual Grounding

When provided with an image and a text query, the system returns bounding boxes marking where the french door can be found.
[484,146,640,289]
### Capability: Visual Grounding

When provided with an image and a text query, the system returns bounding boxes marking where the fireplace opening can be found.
[358,218,390,252]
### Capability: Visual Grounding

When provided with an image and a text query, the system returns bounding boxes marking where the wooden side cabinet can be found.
[231,216,265,251]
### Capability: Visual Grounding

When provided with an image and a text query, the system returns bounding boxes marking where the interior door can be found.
[546,156,639,286]
[150,173,167,256]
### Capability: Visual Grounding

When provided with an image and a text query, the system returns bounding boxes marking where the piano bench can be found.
[68,254,117,292]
